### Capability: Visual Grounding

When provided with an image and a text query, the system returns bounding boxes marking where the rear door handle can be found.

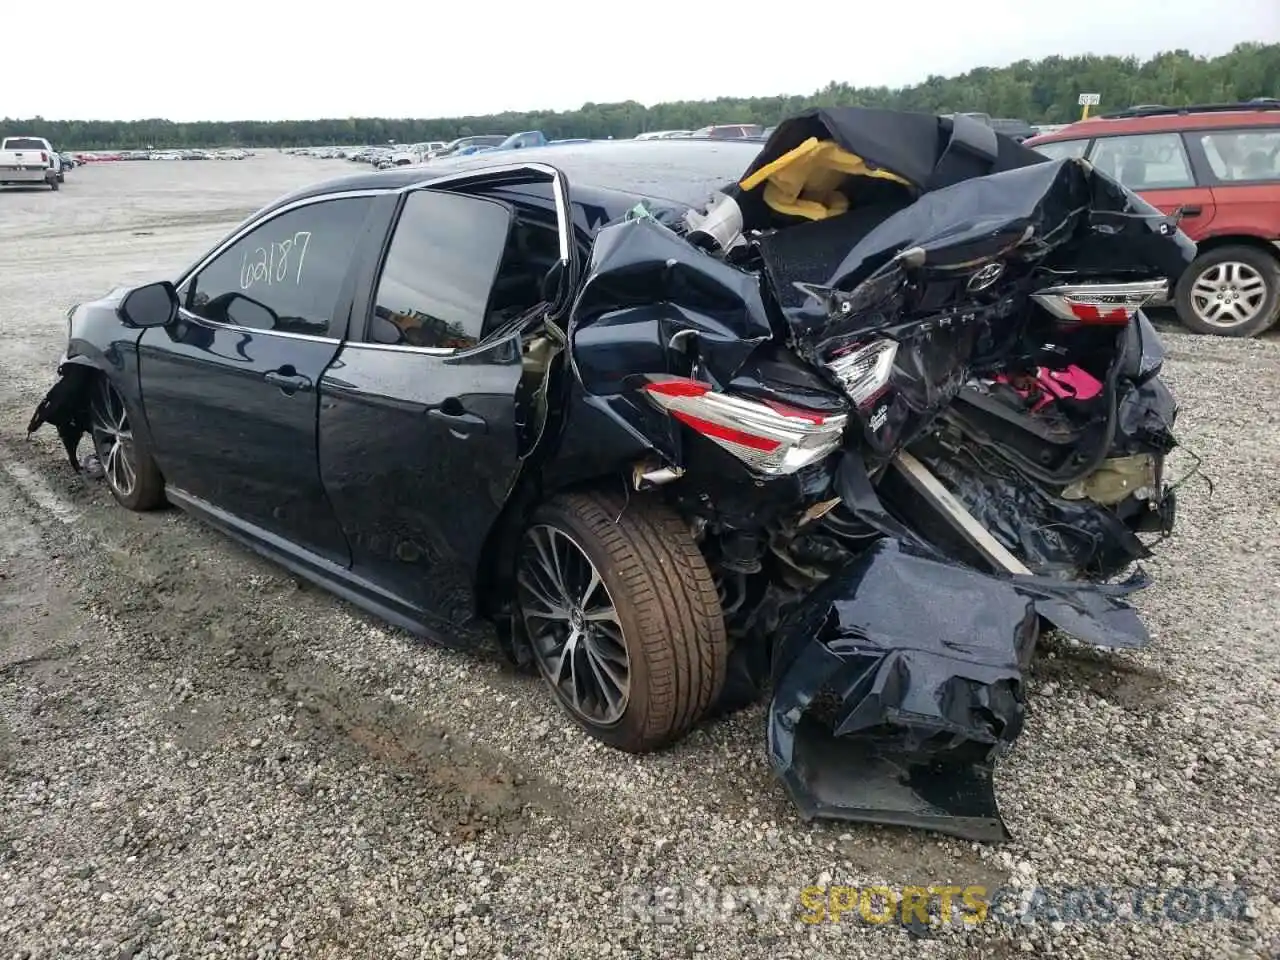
[1177,204,1203,217]
[428,405,487,436]
[264,368,313,394]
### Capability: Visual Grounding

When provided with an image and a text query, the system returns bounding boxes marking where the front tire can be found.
[89,375,165,510]
[1174,245,1280,337]
[516,491,727,752]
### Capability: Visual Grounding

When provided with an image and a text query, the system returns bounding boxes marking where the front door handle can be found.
[264,367,312,395]
[428,404,487,436]
[1176,204,1203,218]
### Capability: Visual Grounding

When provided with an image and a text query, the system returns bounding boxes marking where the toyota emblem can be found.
[966,262,1005,292]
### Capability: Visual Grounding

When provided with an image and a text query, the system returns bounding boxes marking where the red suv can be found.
[1025,101,1280,337]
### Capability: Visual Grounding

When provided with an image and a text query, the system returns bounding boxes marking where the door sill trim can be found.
[164,486,473,649]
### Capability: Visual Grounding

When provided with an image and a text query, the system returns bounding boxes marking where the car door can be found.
[1088,132,1217,240]
[137,193,381,566]
[1188,125,1280,240]
[317,187,537,643]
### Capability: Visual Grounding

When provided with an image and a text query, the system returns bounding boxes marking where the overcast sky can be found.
[7,0,1278,121]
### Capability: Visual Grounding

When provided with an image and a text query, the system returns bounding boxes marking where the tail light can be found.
[641,376,847,476]
[1032,280,1168,325]
[824,339,898,407]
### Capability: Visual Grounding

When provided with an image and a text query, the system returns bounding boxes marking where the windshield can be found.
[3,138,47,150]
[1030,139,1089,161]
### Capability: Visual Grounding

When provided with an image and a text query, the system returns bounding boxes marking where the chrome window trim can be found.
[402,161,573,265]
[363,163,575,358]
[176,306,340,344]
[344,340,456,356]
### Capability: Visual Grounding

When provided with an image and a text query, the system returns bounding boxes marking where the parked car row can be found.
[634,124,766,139]
[73,149,252,162]
[296,126,777,172]
[298,134,594,170]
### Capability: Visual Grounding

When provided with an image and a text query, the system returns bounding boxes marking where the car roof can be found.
[273,138,762,215]
[1027,103,1280,145]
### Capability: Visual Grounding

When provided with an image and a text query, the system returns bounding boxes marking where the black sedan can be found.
[27,115,1188,839]
[27,140,760,753]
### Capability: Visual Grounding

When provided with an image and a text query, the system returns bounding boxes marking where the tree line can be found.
[6,43,1277,150]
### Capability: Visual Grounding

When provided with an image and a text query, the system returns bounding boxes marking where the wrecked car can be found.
[28,108,1193,841]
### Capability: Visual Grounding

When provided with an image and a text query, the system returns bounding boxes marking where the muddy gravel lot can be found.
[1,155,1278,959]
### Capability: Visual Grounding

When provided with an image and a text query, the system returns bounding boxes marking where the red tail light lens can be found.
[1032,280,1168,325]
[641,376,848,476]
[40,151,48,163]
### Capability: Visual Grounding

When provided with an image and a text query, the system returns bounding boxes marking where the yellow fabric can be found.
[738,137,911,220]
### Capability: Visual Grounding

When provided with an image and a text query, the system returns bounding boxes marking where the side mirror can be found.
[369,314,404,345]
[119,280,179,328]
[220,292,278,331]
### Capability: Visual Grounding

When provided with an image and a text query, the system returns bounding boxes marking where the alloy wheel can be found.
[89,378,137,499]
[1189,261,1269,330]
[516,524,631,726]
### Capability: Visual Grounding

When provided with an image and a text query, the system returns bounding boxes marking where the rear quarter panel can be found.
[1204,183,1280,241]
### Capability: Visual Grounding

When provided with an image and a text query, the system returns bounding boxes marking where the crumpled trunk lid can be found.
[563,108,1193,843]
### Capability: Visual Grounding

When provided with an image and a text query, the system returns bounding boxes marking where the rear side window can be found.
[186,196,373,338]
[1089,133,1195,190]
[1030,139,1088,161]
[1197,129,1280,182]
[4,138,46,151]
[368,191,513,350]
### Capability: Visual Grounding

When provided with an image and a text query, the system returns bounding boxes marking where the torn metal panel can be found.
[905,434,1155,581]
[889,450,1032,575]
[1115,375,1179,455]
[768,539,1034,842]
[570,215,774,387]
[767,533,1153,841]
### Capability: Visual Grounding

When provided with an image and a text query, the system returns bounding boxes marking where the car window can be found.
[1088,133,1195,190]
[1197,129,1280,182]
[186,197,373,338]
[4,138,47,151]
[368,191,513,350]
[1030,139,1088,161]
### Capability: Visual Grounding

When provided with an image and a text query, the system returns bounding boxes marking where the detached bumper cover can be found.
[27,359,94,470]
[768,538,1149,841]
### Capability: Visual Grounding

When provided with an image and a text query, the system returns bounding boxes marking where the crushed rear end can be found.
[563,108,1194,840]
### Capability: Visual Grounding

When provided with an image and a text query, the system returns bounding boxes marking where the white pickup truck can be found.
[0,135,62,190]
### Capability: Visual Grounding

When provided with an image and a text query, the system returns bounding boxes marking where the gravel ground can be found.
[0,155,1277,960]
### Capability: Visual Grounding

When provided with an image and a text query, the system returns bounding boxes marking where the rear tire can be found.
[88,375,165,511]
[516,490,727,752]
[1175,245,1280,337]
